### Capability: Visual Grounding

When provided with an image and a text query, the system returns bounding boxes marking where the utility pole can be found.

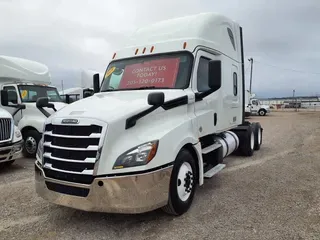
[61,80,64,95]
[292,89,297,112]
[248,58,253,94]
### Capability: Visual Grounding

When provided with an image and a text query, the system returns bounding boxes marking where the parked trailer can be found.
[59,70,103,103]
[34,12,264,216]
[0,55,67,158]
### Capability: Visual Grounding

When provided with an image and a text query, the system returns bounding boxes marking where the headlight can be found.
[36,137,44,162]
[113,140,159,169]
[15,129,22,138]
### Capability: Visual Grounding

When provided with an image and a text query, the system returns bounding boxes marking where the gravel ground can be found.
[0,111,320,240]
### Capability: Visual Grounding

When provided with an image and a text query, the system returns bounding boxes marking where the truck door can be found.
[1,85,22,124]
[250,99,259,113]
[193,50,221,137]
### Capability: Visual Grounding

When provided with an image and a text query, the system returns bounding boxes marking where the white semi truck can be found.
[34,12,264,216]
[245,90,270,116]
[0,107,23,167]
[0,55,67,158]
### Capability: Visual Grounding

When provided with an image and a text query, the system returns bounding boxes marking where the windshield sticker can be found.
[21,90,28,99]
[105,66,116,78]
[119,58,180,89]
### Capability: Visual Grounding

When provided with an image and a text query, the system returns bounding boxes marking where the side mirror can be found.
[1,90,9,106]
[36,97,50,108]
[93,74,100,93]
[36,97,55,109]
[148,92,165,107]
[36,97,56,118]
[208,60,221,91]
[65,95,70,104]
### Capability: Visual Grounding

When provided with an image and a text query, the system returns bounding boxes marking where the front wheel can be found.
[162,149,197,216]
[23,130,41,158]
[258,109,266,116]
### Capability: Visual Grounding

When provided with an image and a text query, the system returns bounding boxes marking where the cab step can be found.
[204,163,226,179]
[202,143,221,154]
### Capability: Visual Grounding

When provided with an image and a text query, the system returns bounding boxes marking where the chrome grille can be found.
[0,118,12,142]
[42,123,103,184]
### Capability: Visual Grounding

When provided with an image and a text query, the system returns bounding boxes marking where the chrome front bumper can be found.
[0,140,23,163]
[35,161,173,214]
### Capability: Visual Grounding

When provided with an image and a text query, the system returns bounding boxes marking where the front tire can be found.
[258,109,266,116]
[23,130,41,158]
[162,149,197,216]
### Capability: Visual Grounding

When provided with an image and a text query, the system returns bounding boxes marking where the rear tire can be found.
[162,148,197,216]
[234,125,255,157]
[22,130,41,158]
[252,122,263,150]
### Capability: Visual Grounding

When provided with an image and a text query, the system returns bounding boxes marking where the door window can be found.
[197,57,211,92]
[233,72,238,96]
[252,100,258,105]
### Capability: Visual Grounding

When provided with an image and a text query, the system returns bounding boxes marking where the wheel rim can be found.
[250,132,254,150]
[177,162,193,202]
[258,128,262,145]
[25,136,37,154]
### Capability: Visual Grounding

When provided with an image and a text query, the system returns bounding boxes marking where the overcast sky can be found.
[0,0,319,97]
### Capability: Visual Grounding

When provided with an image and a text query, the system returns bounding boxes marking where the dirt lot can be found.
[0,111,320,240]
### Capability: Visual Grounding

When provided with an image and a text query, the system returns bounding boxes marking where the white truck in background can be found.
[59,70,103,103]
[0,55,67,158]
[245,90,270,116]
[0,107,23,168]
[34,12,264,216]
[245,90,252,117]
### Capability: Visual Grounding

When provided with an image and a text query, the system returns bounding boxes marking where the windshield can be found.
[100,52,193,92]
[18,85,63,103]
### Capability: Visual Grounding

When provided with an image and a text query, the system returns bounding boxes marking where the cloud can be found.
[0,0,319,97]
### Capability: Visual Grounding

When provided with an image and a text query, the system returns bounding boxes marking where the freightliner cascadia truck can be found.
[34,12,264,216]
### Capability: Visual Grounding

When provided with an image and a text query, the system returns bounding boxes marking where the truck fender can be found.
[172,137,204,186]
[18,116,45,134]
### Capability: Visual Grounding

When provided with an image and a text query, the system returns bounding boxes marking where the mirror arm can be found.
[37,107,51,118]
[125,105,159,130]
[11,104,26,117]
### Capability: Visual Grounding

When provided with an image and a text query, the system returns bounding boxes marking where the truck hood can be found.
[54,89,187,122]
[261,104,270,109]
[0,108,12,118]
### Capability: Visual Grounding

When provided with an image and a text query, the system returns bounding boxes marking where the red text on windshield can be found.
[119,58,180,89]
